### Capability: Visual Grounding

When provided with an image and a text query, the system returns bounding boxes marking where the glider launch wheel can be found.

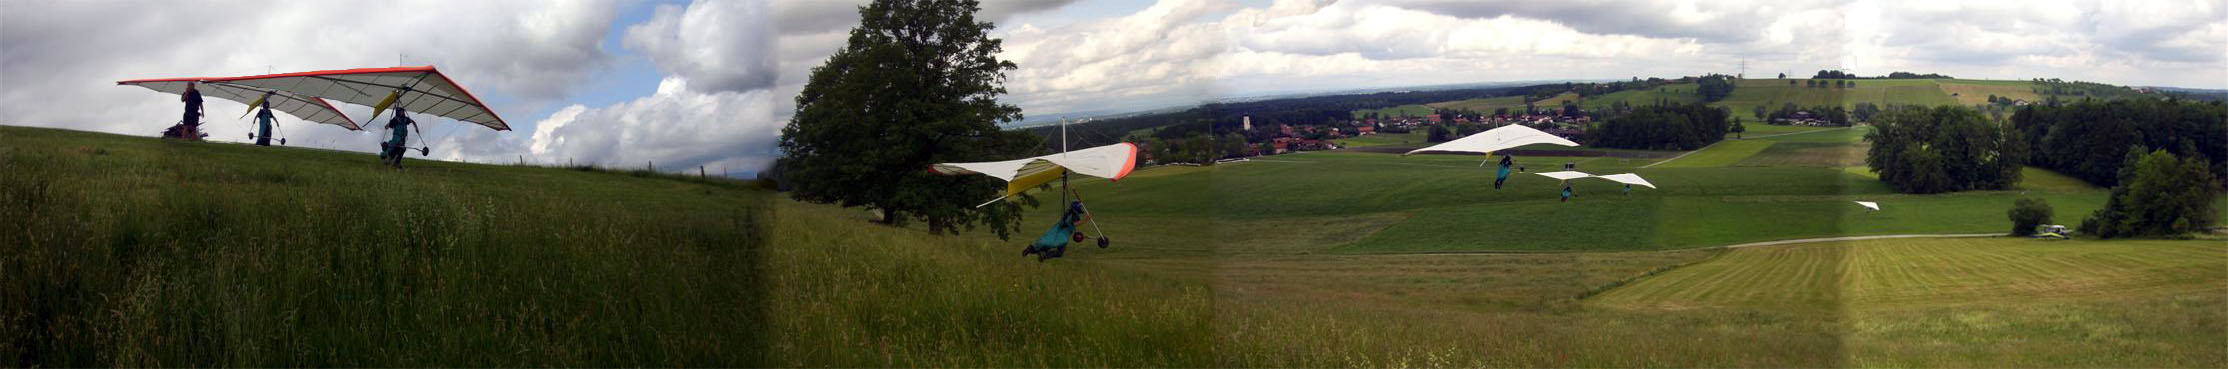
[1097,237,1109,248]
[1071,231,1087,243]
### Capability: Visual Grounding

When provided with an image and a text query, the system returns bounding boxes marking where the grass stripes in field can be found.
[1588,238,2226,310]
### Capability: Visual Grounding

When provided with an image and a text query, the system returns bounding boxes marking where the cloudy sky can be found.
[4,0,2222,175]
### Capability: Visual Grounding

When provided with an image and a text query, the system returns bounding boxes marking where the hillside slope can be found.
[2,126,771,366]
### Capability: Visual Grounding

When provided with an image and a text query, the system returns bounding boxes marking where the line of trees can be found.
[1802,79,1855,88]
[1695,74,1735,102]
[2010,98,2228,187]
[1585,103,1730,150]
[1863,106,2027,194]
[1809,70,1954,79]
[2079,149,2221,238]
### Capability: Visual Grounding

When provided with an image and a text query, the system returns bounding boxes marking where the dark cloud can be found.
[1385,0,1839,43]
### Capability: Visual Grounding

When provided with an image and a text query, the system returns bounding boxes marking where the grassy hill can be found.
[8,124,2223,367]
[1416,78,2097,120]
[1563,78,2092,119]
[1426,92,1581,113]
[2,126,774,366]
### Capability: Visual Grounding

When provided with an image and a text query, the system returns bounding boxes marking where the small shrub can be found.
[2007,197,2053,236]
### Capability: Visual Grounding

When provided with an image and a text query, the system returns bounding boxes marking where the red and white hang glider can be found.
[203,66,510,131]
[116,78,360,130]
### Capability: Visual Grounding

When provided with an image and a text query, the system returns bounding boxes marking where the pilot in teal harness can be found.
[1493,154,1514,189]
[253,93,276,146]
[380,106,416,167]
[1024,200,1090,261]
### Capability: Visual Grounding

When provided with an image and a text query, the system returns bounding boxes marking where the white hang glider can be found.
[1854,201,1881,211]
[930,142,1139,207]
[1534,171,1595,181]
[1404,124,1580,157]
[933,139,1138,254]
[202,66,511,131]
[1593,173,1657,189]
[116,77,360,130]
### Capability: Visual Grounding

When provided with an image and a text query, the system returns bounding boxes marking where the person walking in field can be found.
[380,106,416,167]
[1494,154,1515,189]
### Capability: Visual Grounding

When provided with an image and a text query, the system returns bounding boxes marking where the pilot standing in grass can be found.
[253,92,276,146]
[1561,181,1575,202]
[381,106,415,167]
[181,82,203,139]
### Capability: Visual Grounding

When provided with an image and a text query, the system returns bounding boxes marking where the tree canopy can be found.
[2011,98,2228,187]
[779,0,1041,238]
[1585,103,1729,150]
[2079,149,2221,238]
[1864,106,2027,194]
[1695,74,1735,102]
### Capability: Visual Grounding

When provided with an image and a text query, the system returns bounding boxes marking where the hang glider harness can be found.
[931,121,1139,260]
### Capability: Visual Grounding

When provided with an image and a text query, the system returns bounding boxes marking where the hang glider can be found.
[931,142,1139,206]
[1534,171,1595,181]
[1854,201,1881,211]
[202,66,510,131]
[116,78,359,130]
[1405,124,1579,156]
[1593,173,1657,189]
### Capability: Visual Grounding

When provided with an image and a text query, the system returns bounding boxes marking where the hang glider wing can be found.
[931,142,1139,181]
[116,78,360,130]
[931,143,1139,206]
[1534,171,1595,181]
[1594,173,1657,189]
[1854,201,1880,211]
[1405,124,1579,156]
[203,66,509,131]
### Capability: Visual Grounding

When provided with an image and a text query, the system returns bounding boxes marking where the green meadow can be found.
[8,118,2224,367]
[1349,104,1435,119]
[1426,91,1581,113]
[1556,78,2048,120]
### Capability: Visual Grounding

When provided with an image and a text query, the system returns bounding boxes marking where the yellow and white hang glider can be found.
[930,142,1139,207]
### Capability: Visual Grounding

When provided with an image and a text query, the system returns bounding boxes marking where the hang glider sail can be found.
[1405,124,1579,156]
[1854,201,1881,211]
[1534,171,1595,181]
[116,78,359,130]
[202,66,510,131]
[1593,173,1657,189]
[931,142,1139,206]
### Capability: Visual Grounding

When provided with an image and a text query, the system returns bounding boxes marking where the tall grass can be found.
[2,126,769,366]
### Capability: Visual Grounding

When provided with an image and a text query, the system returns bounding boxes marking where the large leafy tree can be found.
[2080,149,2221,238]
[1864,106,2027,194]
[779,0,1041,238]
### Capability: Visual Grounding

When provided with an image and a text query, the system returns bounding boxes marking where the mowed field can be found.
[1591,238,2226,367]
